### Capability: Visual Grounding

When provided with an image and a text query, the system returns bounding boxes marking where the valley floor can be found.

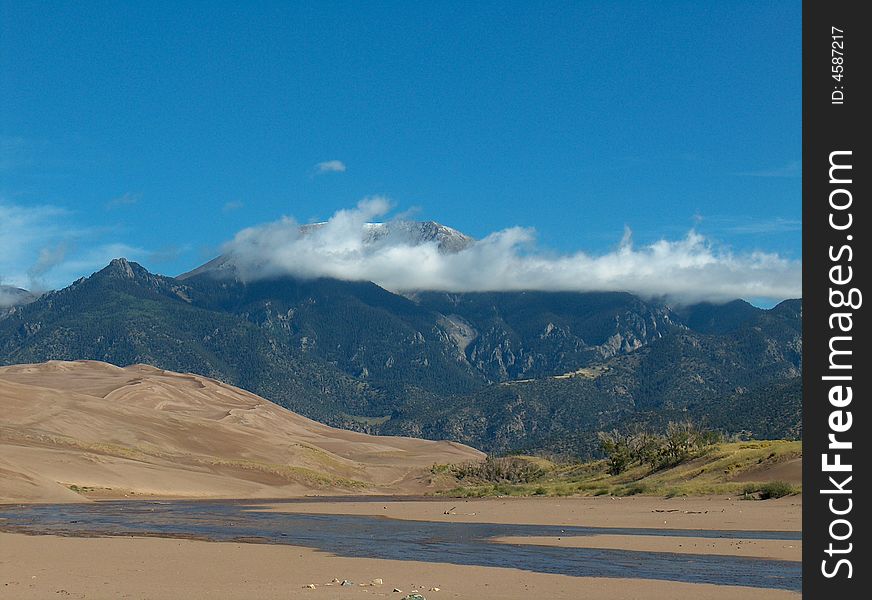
[1,495,801,599]
[259,494,801,532]
[0,531,799,600]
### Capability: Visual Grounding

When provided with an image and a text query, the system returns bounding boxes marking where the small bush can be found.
[438,457,549,484]
[621,483,649,496]
[757,481,796,499]
[742,480,796,500]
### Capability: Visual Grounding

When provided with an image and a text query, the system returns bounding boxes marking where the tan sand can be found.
[0,532,800,600]
[0,360,483,503]
[731,457,801,484]
[260,495,801,532]
[0,360,801,598]
[492,534,800,561]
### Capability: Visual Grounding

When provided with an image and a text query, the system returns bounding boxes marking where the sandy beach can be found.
[259,494,802,532]
[492,534,800,561]
[0,495,801,599]
[0,531,800,600]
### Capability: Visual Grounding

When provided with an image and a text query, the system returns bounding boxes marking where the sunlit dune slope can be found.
[0,360,483,503]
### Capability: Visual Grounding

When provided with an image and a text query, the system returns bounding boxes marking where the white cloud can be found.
[738,160,801,178]
[0,196,803,304]
[0,201,69,290]
[0,283,32,307]
[314,160,347,175]
[719,216,802,235]
[27,243,70,286]
[222,199,802,303]
[0,199,147,293]
[105,192,140,209]
[222,200,245,212]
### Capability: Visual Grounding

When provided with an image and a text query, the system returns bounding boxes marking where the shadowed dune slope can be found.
[0,360,483,503]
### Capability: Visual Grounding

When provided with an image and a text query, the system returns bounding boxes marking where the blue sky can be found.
[1,1,800,300]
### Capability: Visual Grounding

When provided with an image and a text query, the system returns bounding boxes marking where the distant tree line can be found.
[597,421,722,475]
[435,456,549,484]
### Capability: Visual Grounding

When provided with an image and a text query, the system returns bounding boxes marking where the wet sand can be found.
[493,534,800,561]
[0,532,800,600]
[259,494,802,532]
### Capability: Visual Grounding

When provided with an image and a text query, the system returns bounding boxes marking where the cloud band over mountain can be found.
[223,198,801,303]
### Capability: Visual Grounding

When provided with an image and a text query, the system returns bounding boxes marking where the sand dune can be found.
[0,360,483,503]
[731,457,801,484]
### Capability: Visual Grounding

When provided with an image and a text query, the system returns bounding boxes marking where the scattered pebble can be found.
[341,579,354,586]
[304,584,316,589]
[371,578,384,585]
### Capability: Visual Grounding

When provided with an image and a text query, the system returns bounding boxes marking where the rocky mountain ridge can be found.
[0,258,802,456]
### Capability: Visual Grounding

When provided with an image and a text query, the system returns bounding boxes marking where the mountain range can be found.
[0,285,36,310]
[0,221,802,457]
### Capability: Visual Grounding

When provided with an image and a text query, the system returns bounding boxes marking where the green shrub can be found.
[438,457,549,484]
[762,483,793,499]
[598,421,722,474]
[751,480,796,499]
[621,483,649,496]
